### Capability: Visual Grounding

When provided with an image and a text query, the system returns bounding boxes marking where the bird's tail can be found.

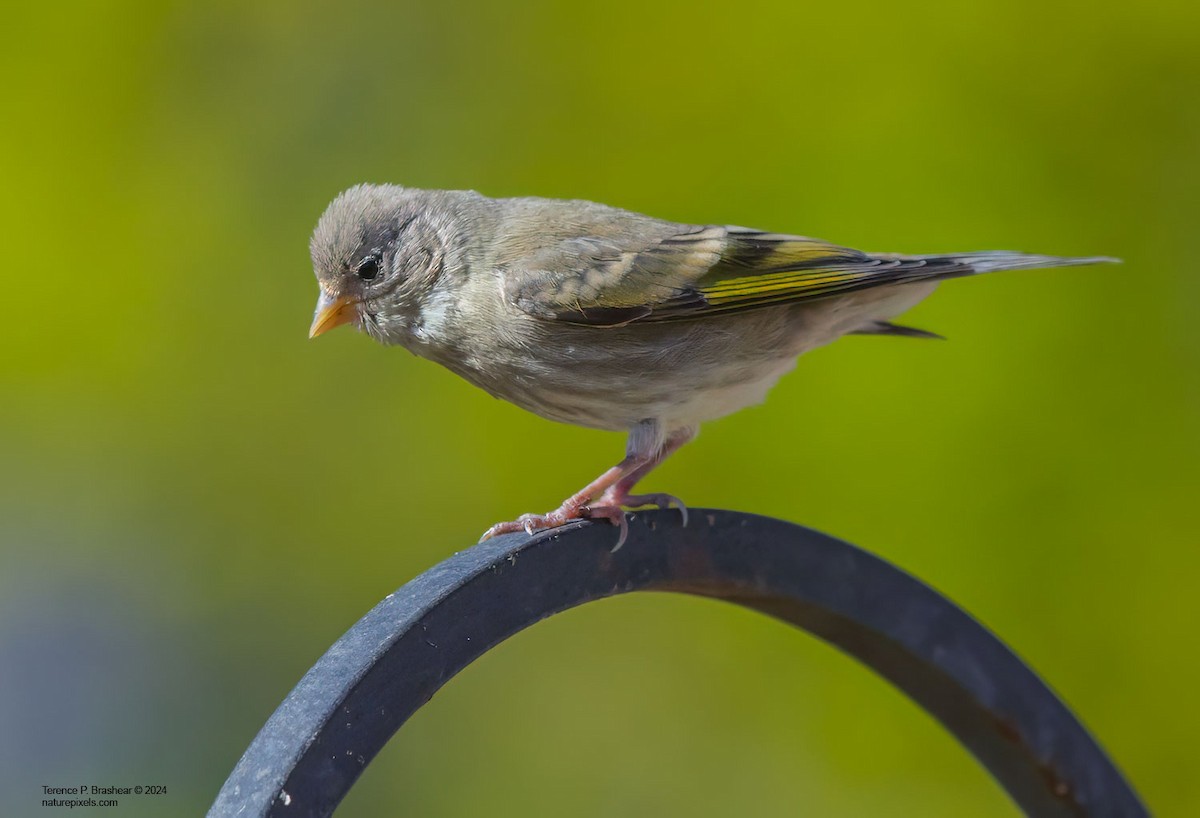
[845,251,1117,340]
[904,251,1120,276]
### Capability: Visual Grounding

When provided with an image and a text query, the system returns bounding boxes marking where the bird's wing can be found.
[504,225,978,327]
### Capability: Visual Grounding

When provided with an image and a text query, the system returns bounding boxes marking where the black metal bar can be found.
[208,510,1147,817]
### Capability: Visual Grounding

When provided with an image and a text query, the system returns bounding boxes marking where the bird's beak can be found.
[309,292,357,338]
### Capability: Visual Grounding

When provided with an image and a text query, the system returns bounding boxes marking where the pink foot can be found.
[580,505,630,551]
[479,507,586,542]
[479,503,631,550]
[479,485,685,552]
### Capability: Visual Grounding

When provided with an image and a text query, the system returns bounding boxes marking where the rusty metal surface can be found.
[209,510,1147,817]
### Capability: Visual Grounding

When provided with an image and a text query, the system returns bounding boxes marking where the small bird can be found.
[308,184,1114,547]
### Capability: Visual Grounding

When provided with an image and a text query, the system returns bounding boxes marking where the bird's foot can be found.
[477,484,600,542]
[605,492,689,527]
[478,502,632,549]
[478,505,587,543]
[579,504,630,552]
[479,492,686,553]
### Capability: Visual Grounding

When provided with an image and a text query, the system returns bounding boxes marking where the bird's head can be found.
[308,184,453,342]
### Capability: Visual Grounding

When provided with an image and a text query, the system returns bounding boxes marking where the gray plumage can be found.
[308,183,1115,542]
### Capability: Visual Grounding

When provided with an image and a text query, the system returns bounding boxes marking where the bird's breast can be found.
[437,302,840,432]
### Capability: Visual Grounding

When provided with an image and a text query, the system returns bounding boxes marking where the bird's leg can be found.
[590,427,696,537]
[478,453,650,543]
[480,420,690,546]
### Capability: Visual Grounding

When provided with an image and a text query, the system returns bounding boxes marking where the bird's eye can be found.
[355,254,382,281]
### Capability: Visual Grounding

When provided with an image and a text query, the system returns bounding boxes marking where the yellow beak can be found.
[309,292,357,338]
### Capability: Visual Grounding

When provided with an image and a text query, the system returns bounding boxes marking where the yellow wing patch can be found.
[702,271,869,303]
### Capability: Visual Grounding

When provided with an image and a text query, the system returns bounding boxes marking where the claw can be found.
[479,520,523,542]
[621,493,689,527]
[582,505,630,552]
[612,517,629,552]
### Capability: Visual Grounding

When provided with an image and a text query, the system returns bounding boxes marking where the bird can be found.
[308,184,1115,547]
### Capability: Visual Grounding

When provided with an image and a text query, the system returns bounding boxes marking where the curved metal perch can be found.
[209,510,1147,817]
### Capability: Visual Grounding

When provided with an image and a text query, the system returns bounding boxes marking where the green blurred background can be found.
[2,1,1197,815]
